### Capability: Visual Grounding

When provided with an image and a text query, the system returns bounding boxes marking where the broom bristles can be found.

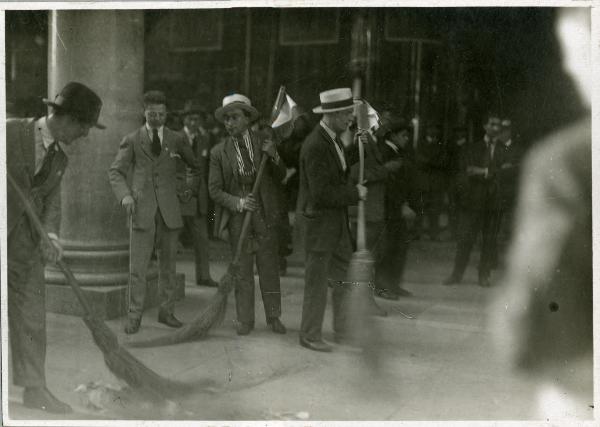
[128,265,239,348]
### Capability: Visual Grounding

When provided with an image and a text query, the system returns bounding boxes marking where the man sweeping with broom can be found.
[6,82,104,413]
[208,93,287,336]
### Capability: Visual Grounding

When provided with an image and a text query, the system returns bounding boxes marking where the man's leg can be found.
[256,224,282,321]
[479,209,502,284]
[8,218,71,413]
[329,232,353,338]
[155,211,180,318]
[300,250,332,342]
[446,210,482,283]
[189,214,213,284]
[129,220,155,321]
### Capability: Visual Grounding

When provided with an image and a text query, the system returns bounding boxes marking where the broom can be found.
[129,86,289,348]
[6,172,192,400]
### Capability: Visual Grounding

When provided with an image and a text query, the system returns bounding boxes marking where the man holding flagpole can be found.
[209,93,287,336]
[297,88,367,352]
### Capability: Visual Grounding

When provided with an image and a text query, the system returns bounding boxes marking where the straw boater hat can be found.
[43,81,105,129]
[214,94,260,123]
[312,88,359,114]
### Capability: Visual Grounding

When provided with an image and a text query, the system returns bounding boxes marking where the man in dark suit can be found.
[298,88,367,352]
[373,119,418,300]
[7,82,104,413]
[443,112,504,287]
[109,91,200,334]
[209,93,287,336]
[176,100,216,287]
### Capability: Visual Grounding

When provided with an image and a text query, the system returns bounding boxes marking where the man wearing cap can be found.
[176,100,216,287]
[7,82,104,413]
[109,90,201,334]
[297,88,367,352]
[209,93,287,336]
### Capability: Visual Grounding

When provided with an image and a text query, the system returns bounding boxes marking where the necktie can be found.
[334,137,347,171]
[192,135,199,153]
[237,139,254,176]
[152,128,161,157]
[33,142,57,187]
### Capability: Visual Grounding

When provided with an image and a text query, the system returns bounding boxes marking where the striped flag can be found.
[272,93,299,130]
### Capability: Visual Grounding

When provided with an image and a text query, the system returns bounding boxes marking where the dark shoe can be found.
[443,276,461,286]
[124,317,141,334]
[158,311,183,328]
[299,337,332,352]
[197,278,218,287]
[267,317,287,334]
[396,287,413,297]
[375,289,399,301]
[236,322,254,336]
[478,276,491,288]
[23,387,72,414]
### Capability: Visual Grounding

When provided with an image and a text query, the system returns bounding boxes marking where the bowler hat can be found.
[214,94,260,123]
[43,82,105,129]
[312,88,359,114]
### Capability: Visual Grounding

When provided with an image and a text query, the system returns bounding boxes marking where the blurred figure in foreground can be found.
[491,7,592,419]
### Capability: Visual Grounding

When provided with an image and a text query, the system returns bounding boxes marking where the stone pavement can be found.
[5,239,594,423]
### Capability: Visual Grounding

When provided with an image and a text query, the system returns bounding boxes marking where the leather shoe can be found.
[299,337,332,352]
[23,387,72,414]
[443,276,461,286]
[267,317,287,334]
[124,317,141,334]
[375,289,399,301]
[236,322,254,336]
[158,311,183,328]
[197,278,218,287]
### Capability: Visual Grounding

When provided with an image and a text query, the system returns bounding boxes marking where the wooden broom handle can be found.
[7,172,94,317]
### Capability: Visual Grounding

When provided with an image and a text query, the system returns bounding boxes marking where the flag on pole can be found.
[271,90,300,140]
[364,101,380,131]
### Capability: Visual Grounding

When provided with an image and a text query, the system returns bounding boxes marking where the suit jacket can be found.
[175,129,209,216]
[378,141,418,221]
[7,118,68,239]
[108,125,200,230]
[460,137,506,211]
[298,124,360,252]
[208,130,285,240]
[496,140,522,208]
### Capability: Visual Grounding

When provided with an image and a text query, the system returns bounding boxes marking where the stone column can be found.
[44,10,144,318]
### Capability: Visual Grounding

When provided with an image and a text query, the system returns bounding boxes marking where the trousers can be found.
[129,209,179,319]
[300,229,353,342]
[181,213,211,283]
[8,215,46,387]
[228,211,282,324]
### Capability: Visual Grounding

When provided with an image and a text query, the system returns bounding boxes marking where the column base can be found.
[45,273,186,320]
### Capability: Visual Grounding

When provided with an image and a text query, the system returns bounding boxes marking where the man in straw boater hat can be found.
[297,88,368,352]
[109,90,202,334]
[209,93,287,336]
[7,82,104,412]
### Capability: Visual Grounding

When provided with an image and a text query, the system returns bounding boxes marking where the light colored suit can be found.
[108,125,199,318]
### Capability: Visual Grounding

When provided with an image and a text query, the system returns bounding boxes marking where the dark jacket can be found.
[7,118,68,238]
[176,129,209,216]
[298,124,359,252]
[208,130,285,240]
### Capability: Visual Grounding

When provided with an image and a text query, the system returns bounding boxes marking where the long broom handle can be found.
[355,102,370,252]
[7,172,94,317]
[231,85,287,265]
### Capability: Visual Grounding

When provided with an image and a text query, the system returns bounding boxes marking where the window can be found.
[168,10,223,52]
[279,9,340,46]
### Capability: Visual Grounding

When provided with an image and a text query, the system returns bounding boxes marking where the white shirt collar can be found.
[146,124,164,144]
[36,117,57,150]
[504,138,512,147]
[320,120,338,142]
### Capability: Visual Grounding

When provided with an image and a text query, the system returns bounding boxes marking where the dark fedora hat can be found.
[43,82,105,129]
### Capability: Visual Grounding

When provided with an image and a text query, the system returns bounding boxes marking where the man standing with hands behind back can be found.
[298,88,367,352]
[109,90,201,334]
